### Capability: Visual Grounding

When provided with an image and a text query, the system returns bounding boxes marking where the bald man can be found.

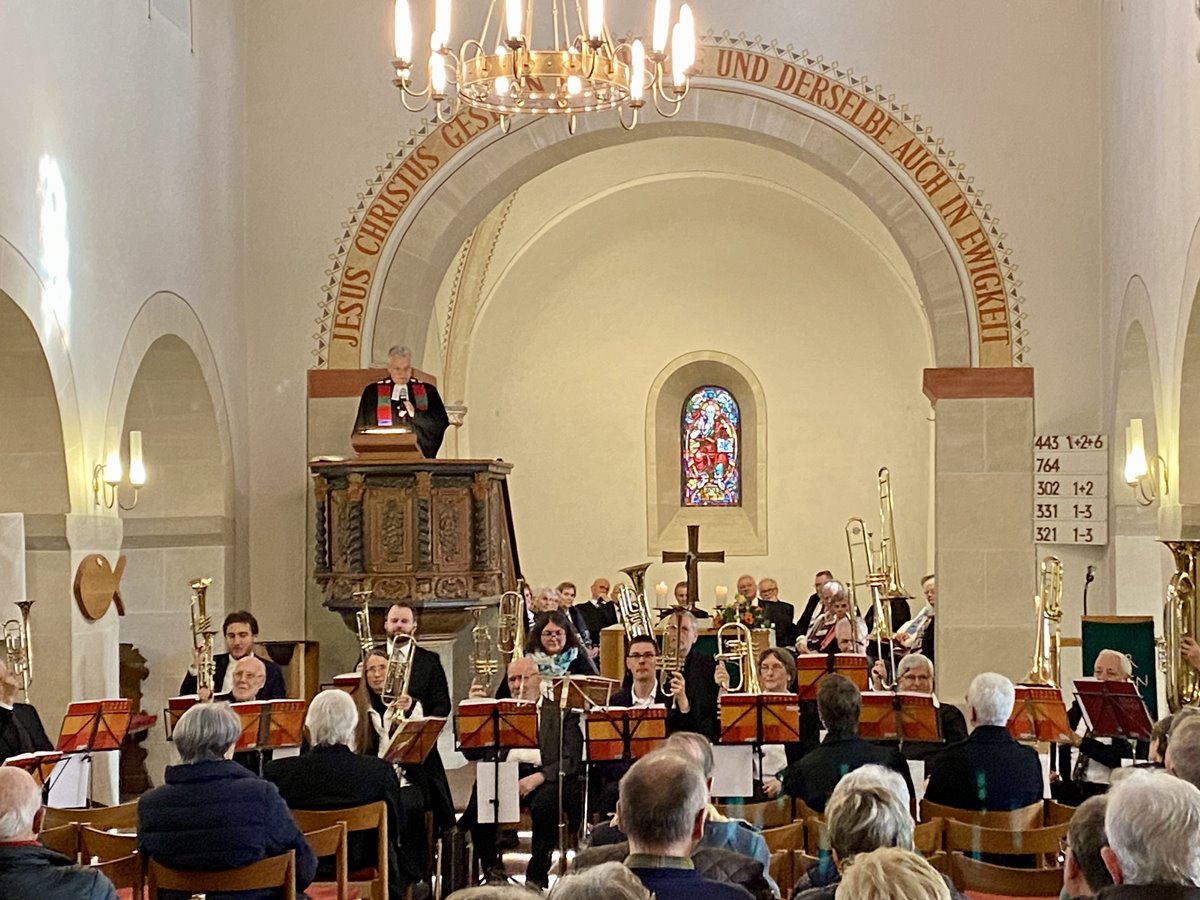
[0,767,118,897]
[0,660,52,766]
[1053,648,1149,804]
[228,655,267,702]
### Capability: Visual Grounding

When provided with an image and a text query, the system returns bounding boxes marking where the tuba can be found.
[497,589,526,665]
[3,599,34,700]
[353,584,376,661]
[1022,555,1064,687]
[714,621,762,693]
[1161,540,1200,712]
[189,578,216,699]
[469,605,499,688]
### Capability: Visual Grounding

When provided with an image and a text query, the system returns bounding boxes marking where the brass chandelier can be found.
[391,0,698,132]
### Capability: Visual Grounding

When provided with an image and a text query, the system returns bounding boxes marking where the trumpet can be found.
[382,632,417,722]
[3,599,34,700]
[1022,556,1064,688]
[714,621,762,693]
[189,578,216,700]
[498,589,526,665]
[469,605,499,688]
[353,584,376,661]
[659,606,688,691]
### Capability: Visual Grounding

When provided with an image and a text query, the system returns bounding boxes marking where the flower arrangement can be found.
[714,600,769,630]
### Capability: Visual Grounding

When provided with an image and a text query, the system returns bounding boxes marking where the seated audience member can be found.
[1054,649,1148,803]
[618,751,754,900]
[1062,796,1113,900]
[1166,717,1200,790]
[577,578,618,645]
[869,652,968,761]
[834,847,951,900]
[780,674,914,813]
[0,660,52,766]
[792,764,917,900]
[264,689,407,897]
[557,581,593,651]
[445,887,540,899]
[0,767,118,899]
[180,610,287,700]
[1149,713,1173,764]
[137,702,317,899]
[1098,768,1200,897]
[796,570,834,637]
[526,609,598,677]
[924,672,1043,812]
[547,860,651,899]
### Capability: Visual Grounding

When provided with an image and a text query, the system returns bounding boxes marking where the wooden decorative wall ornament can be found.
[74,553,127,621]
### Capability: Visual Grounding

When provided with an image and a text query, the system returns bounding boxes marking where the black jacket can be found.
[0,703,53,764]
[780,730,915,813]
[924,725,1043,811]
[1053,700,1148,803]
[796,593,823,639]
[179,653,287,700]
[354,377,449,459]
[577,601,617,644]
[872,703,969,762]
[760,600,797,649]
[1096,888,1200,900]
[0,844,117,899]
[864,597,913,635]
[674,651,720,741]
[264,744,404,897]
[137,758,317,900]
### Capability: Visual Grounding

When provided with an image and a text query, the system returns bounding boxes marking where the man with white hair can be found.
[869,652,968,761]
[0,767,118,897]
[353,344,449,458]
[1098,769,1200,897]
[924,672,1043,811]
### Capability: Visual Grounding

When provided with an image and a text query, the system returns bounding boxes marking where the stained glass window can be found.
[681,386,741,507]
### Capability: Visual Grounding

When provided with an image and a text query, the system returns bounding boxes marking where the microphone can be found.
[1085,565,1096,584]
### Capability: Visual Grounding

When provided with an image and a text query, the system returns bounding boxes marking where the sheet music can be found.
[476,761,520,824]
[710,744,754,798]
[47,754,88,808]
[1039,752,1053,798]
[907,759,927,803]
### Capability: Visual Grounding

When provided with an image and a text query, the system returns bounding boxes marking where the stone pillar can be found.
[924,368,1036,705]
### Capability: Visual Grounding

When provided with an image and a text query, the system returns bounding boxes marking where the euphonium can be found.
[1022,556,1064,688]
[616,584,654,640]
[353,584,376,660]
[3,599,34,700]
[714,621,762,693]
[1161,540,1200,712]
[469,605,499,686]
[189,577,216,699]
[619,562,652,602]
[382,633,416,721]
[498,589,526,664]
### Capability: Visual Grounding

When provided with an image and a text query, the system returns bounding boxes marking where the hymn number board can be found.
[1033,434,1108,545]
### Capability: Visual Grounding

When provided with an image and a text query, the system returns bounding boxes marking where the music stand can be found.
[795,653,869,700]
[455,699,539,826]
[1073,678,1154,742]
[1008,685,1072,743]
[54,699,133,805]
[859,692,942,748]
[163,696,198,740]
[383,716,447,766]
[3,751,63,787]
[717,692,802,796]
[585,706,668,762]
[549,676,618,711]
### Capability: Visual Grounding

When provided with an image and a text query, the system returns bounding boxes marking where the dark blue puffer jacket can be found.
[137,758,317,900]
[0,844,118,899]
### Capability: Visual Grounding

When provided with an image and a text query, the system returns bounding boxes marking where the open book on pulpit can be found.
[585,706,667,761]
[230,700,307,752]
[382,716,447,766]
[1008,685,1072,743]
[1074,678,1153,742]
[718,693,801,745]
[3,751,64,786]
[795,654,869,700]
[56,699,132,754]
[858,692,941,742]
[455,699,539,751]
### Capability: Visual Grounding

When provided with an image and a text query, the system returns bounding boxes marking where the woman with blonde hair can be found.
[835,847,951,900]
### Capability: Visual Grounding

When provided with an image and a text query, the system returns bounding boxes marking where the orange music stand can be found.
[795,654,869,700]
[383,716,448,766]
[585,706,668,762]
[455,699,539,752]
[549,676,619,711]
[719,693,802,745]
[3,751,63,787]
[56,699,132,753]
[859,692,942,743]
[163,696,199,740]
[1008,685,1072,743]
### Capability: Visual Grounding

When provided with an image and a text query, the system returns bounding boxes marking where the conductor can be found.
[353,345,449,459]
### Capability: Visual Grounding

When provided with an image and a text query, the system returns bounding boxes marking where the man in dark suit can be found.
[925,671,1043,811]
[458,656,583,891]
[664,610,719,741]
[577,578,618,648]
[265,690,408,897]
[178,610,287,701]
[780,673,914,813]
[796,570,834,638]
[757,578,796,648]
[0,660,52,766]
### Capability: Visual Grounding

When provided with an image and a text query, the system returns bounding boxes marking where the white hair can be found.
[826,765,914,860]
[967,672,1015,727]
[820,579,849,602]
[0,768,41,840]
[1095,648,1134,679]
[386,345,412,360]
[305,689,359,750]
[549,861,651,900]
[1105,769,1200,885]
[896,653,933,680]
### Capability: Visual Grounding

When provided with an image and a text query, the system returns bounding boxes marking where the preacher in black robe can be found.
[353,352,450,459]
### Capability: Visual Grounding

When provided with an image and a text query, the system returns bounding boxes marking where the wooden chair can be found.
[762,822,804,896]
[42,801,139,831]
[718,797,793,829]
[947,851,1064,897]
[92,853,143,893]
[80,825,137,862]
[913,817,945,856]
[1044,798,1077,826]
[292,802,388,900]
[919,798,1044,830]
[768,849,793,896]
[303,823,349,900]
[147,851,297,900]
[803,816,828,855]
[792,797,822,822]
[37,822,79,859]
[943,819,1068,868]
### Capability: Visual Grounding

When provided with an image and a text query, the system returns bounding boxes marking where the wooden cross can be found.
[662,524,726,609]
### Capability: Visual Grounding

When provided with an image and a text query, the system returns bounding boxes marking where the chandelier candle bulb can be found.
[393,0,412,64]
[505,0,522,43]
[104,427,122,485]
[653,0,671,54]
[631,39,646,100]
[433,0,451,50]
[1125,418,1149,484]
[656,582,668,603]
[128,430,146,487]
[587,0,604,42]
[430,54,447,95]
[676,4,696,73]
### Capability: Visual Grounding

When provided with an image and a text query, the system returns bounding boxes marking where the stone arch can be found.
[317,39,1026,371]
[646,351,767,555]
[1177,215,1200,525]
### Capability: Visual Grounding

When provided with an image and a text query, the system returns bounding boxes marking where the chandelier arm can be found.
[652,88,686,118]
[399,87,433,113]
[617,102,639,132]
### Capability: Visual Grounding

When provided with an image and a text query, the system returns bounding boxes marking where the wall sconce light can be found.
[1124,417,1167,506]
[93,429,146,510]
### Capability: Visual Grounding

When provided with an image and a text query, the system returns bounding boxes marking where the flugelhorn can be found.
[469,605,499,687]
[659,606,688,691]
[714,621,762,693]
[3,599,34,700]
[383,632,417,722]
[1161,540,1200,712]
[498,588,526,665]
[353,583,376,661]
[189,577,216,700]
[1022,556,1063,688]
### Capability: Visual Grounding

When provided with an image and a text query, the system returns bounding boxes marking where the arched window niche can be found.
[681,386,742,507]
[646,352,766,555]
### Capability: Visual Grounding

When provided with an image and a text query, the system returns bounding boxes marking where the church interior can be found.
[4,0,1200,897]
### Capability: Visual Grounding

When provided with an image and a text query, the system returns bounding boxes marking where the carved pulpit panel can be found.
[365,487,415,572]
[433,487,471,570]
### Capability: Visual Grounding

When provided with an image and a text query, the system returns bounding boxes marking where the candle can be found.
[655,582,668,603]
[715,584,728,605]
